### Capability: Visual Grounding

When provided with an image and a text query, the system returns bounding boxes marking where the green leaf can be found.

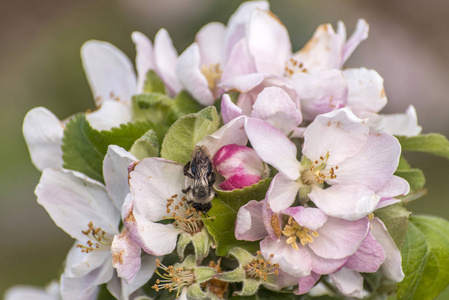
[397,216,449,300]
[131,93,175,125]
[397,156,411,170]
[143,69,166,94]
[172,90,204,118]
[130,129,159,160]
[394,169,426,191]
[204,178,272,256]
[160,106,219,164]
[375,203,411,250]
[397,133,449,160]
[62,114,160,183]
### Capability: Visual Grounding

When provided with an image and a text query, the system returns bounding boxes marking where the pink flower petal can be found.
[195,22,226,66]
[220,174,261,190]
[132,31,156,93]
[294,272,321,295]
[213,144,265,178]
[111,230,141,283]
[342,19,369,64]
[345,232,385,272]
[221,94,243,124]
[308,250,347,275]
[235,200,267,241]
[283,206,328,231]
[266,172,301,213]
[329,268,364,298]
[376,175,410,198]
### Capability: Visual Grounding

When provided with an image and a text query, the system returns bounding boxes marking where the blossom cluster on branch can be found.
[8,1,449,300]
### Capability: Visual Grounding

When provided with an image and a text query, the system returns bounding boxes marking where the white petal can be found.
[103,145,137,211]
[329,268,364,298]
[266,173,301,212]
[251,87,302,134]
[283,206,328,231]
[111,230,141,283]
[176,43,214,106]
[376,175,410,198]
[247,9,291,75]
[342,19,369,64]
[303,108,369,165]
[65,242,110,278]
[85,100,132,131]
[154,29,182,96]
[221,38,257,82]
[221,94,242,124]
[344,68,387,115]
[195,22,226,66]
[81,41,136,106]
[309,185,380,221]
[245,117,301,179]
[235,200,267,241]
[35,169,120,241]
[4,285,58,300]
[380,105,422,137]
[132,31,156,93]
[129,158,185,222]
[220,72,268,94]
[345,232,385,273]
[23,107,64,171]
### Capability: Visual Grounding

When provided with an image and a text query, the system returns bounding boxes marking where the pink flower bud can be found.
[213,144,266,190]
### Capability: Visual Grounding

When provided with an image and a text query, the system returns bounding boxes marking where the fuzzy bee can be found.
[182,145,216,215]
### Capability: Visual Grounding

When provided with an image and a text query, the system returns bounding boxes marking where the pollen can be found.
[301,151,337,185]
[284,58,307,78]
[282,217,319,250]
[244,251,279,282]
[200,63,222,96]
[151,259,195,297]
[76,221,113,253]
[201,259,229,299]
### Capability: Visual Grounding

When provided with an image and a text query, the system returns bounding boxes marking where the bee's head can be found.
[191,202,212,214]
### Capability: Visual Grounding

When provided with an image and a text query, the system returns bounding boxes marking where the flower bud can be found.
[213,144,267,190]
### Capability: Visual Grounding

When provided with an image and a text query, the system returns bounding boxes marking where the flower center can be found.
[201,63,222,96]
[282,217,319,250]
[301,151,338,185]
[76,221,113,253]
[245,251,279,282]
[201,259,228,299]
[152,259,195,297]
[163,194,208,235]
[284,58,308,78]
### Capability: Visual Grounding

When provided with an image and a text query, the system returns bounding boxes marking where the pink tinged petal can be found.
[345,232,385,273]
[235,200,268,241]
[129,158,184,222]
[329,132,401,191]
[221,93,243,124]
[4,285,58,300]
[329,268,364,299]
[310,217,369,259]
[293,23,344,71]
[64,242,110,278]
[265,173,301,213]
[294,272,321,295]
[176,43,214,106]
[342,19,369,64]
[213,144,265,178]
[23,107,64,171]
[247,9,291,75]
[291,127,306,138]
[132,209,182,256]
[308,185,381,221]
[81,41,136,106]
[195,22,226,66]
[376,198,401,210]
[380,105,422,137]
[86,101,132,131]
[292,70,348,121]
[251,87,302,134]
[221,38,257,82]
[276,269,302,289]
[154,29,182,96]
[371,217,404,282]
[261,236,312,277]
[283,206,328,231]
[35,169,120,241]
[132,31,156,93]
[220,73,269,94]
[224,0,270,59]
[103,145,137,211]
[245,117,301,179]
[376,175,410,198]
[220,174,262,190]
[198,116,247,158]
[302,108,369,165]
[344,68,387,115]
[111,230,141,283]
[308,250,348,275]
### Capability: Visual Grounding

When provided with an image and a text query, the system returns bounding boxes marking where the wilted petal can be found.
[132,31,156,93]
[380,105,422,137]
[111,230,141,283]
[23,107,64,171]
[251,87,302,134]
[81,41,136,106]
[342,19,369,64]
[35,169,120,242]
[303,108,369,166]
[371,217,404,282]
[310,217,369,259]
[283,206,328,231]
[265,173,300,212]
[221,94,243,124]
[308,185,381,221]
[154,29,182,96]
[176,43,214,106]
[86,101,132,131]
[294,272,321,295]
[345,232,385,272]
[235,200,267,241]
[245,117,301,179]
[329,268,364,298]
[344,68,387,115]
[247,9,291,75]
[292,70,347,121]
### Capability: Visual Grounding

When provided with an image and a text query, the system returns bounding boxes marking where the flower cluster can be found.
[11,1,443,300]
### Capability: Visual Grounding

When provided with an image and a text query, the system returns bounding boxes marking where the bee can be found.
[182,145,216,215]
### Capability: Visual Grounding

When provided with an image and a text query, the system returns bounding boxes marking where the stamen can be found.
[244,251,279,282]
[301,151,338,185]
[282,217,319,250]
[200,63,223,96]
[201,259,229,298]
[152,259,195,298]
[284,58,308,78]
[76,221,113,253]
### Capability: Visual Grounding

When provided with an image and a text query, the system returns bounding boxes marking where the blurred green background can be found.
[1,0,449,297]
